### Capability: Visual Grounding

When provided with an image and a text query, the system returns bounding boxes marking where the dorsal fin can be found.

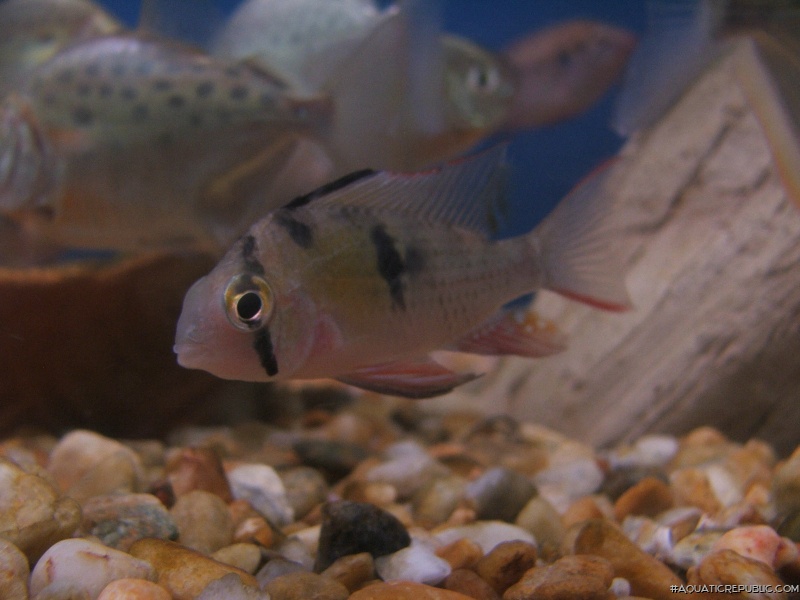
[138,0,221,49]
[283,145,509,236]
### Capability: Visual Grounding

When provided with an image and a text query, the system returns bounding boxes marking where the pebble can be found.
[474,540,538,595]
[435,538,484,570]
[669,530,725,569]
[434,521,536,554]
[773,448,800,516]
[465,467,537,522]
[97,578,172,600]
[255,556,308,587]
[129,538,258,599]
[164,447,233,502]
[170,489,234,554]
[503,554,614,600]
[710,524,798,569]
[375,541,452,585]
[196,572,270,600]
[81,493,178,551]
[349,581,476,600]
[612,476,673,521]
[0,458,82,563]
[514,496,565,556]
[315,500,411,571]
[320,552,376,592]
[568,519,687,600]
[687,549,786,595]
[412,475,468,527]
[263,571,350,600]
[227,463,295,527]
[47,430,144,501]
[0,539,29,600]
[366,442,451,499]
[30,538,156,599]
[293,439,369,481]
[280,466,330,520]
[211,543,263,574]
[444,568,500,600]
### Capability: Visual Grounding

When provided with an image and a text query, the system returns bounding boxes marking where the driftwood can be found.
[426,47,800,456]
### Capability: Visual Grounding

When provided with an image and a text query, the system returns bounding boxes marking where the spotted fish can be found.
[0,33,332,251]
[174,148,631,398]
[0,0,122,96]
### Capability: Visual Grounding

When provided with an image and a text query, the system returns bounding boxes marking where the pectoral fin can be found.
[450,307,567,357]
[336,357,480,399]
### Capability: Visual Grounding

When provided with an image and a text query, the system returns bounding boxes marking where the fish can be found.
[612,0,800,206]
[0,33,333,252]
[501,20,637,130]
[173,147,631,398]
[211,0,635,168]
[0,0,122,96]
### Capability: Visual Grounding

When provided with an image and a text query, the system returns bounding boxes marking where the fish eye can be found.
[224,274,274,331]
[466,65,500,94]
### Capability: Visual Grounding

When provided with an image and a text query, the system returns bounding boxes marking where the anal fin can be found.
[449,307,568,357]
[335,357,480,399]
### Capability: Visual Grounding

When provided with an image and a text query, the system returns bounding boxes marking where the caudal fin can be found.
[322,0,447,173]
[534,162,632,312]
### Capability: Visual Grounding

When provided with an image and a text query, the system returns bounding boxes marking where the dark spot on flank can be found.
[98,84,113,98]
[196,81,214,98]
[156,132,174,146]
[224,65,242,78]
[71,106,94,126]
[370,224,407,311]
[167,94,186,109]
[275,211,313,249]
[120,86,137,101]
[135,62,154,76]
[76,82,91,97]
[241,235,266,275]
[253,327,279,377]
[42,93,57,106]
[152,78,172,92]
[284,169,376,210]
[111,63,126,77]
[84,63,100,77]
[229,85,249,101]
[131,103,149,121]
[188,113,203,127]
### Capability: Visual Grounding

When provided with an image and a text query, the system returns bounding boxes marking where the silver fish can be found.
[0,33,331,251]
[174,148,631,398]
[0,0,122,95]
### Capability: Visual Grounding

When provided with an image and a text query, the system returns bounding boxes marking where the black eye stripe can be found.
[253,327,278,376]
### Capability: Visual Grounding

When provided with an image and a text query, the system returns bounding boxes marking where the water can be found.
[98,0,647,236]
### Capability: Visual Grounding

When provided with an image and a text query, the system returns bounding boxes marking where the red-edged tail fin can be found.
[533,160,632,312]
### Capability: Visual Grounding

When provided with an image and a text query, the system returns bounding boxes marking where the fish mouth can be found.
[173,277,213,369]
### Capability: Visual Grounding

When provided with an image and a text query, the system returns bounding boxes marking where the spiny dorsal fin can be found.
[282,145,509,236]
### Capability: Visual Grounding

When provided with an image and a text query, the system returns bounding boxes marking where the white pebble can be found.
[30,538,155,598]
[433,521,536,554]
[227,464,294,526]
[375,541,451,585]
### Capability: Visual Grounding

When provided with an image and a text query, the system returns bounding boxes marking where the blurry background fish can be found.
[90,0,649,238]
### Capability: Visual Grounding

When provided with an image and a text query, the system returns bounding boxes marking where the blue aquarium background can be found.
[97,0,648,236]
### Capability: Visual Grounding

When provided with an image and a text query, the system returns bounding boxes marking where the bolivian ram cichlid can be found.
[211,0,635,169]
[0,0,121,96]
[612,0,800,204]
[174,148,631,399]
[0,33,332,251]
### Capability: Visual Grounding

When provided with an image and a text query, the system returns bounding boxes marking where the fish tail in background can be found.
[531,162,632,312]
[0,95,59,211]
[612,0,724,136]
[322,0,446,173]
[733,32,800,207]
